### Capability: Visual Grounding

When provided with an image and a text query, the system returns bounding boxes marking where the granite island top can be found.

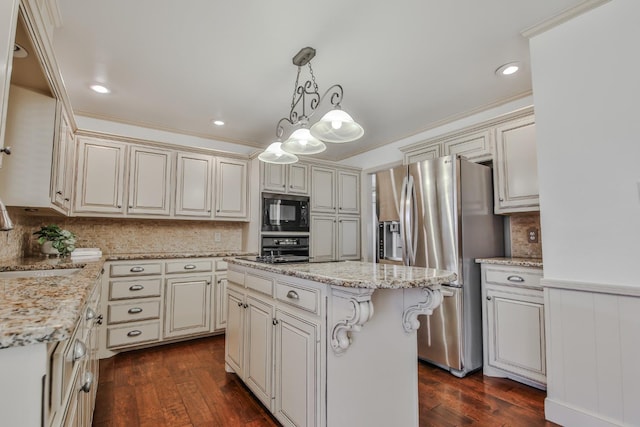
[0,251,254,349]
[475,257,543,268]
[224,258,457,289]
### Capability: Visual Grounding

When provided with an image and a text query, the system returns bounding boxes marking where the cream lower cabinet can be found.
[225,266,323,427]
[274,309,319,427]
[311,215,361,262]
[480,263,545,389]
[164,275,212,339]
[100,257,227,358]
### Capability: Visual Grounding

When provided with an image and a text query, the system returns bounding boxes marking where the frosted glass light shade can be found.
[258,142,299,164]
[281,128,327,155]
[310,109,364,143]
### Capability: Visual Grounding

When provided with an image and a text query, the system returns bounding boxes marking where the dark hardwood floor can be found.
[93,335,558,427]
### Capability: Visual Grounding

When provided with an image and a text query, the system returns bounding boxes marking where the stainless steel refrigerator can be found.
[374,155,503,377]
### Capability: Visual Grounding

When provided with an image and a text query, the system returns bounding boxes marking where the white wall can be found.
[531,0,640,286]
[530,1,640,426]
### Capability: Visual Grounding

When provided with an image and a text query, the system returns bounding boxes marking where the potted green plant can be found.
[33,224,77,257]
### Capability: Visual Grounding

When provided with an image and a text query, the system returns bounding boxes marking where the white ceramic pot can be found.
[41,241,59,256]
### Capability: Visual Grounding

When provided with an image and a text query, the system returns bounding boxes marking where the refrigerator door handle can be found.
[399,176,409,265]
[405,175,418,265]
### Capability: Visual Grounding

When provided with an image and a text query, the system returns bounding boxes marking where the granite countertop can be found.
[224,258,457,289]
[0,251,255,350]
[475,257,543,268]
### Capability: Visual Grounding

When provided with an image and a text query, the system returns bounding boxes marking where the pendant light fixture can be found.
[258,47,364,164]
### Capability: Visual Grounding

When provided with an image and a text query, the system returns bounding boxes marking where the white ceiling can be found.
[51,0,586,161]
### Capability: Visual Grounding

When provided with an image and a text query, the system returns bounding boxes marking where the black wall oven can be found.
[262,192,309,232]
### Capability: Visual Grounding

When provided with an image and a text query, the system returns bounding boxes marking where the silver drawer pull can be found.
[127,330,142,337]
[73,339,87,361]
[183,264,197,270]
[80,372,94,393]
[128,307,143,314]
[129,284,144,291]
[130,266,145,273]
[507,275,525,283]
[286,290,299,300]
[85,307,96,321]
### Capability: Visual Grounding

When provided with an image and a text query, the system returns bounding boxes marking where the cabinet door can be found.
[244,295,274,410]
[52,107,74,212]
[338,216,361,260]
[175,152,213,217]
[263,163,287,193]
[215,157,248,219]
[310,215,336,262]
[128,145,173,215]
[337,170,360,214]
[310,166,336,213]
[405,143,441,164]
[288,163,309,195]
[164,276,212,339]
[213,274,227,331]
[0,0,19,168]
[494,115,539,213]
[225,287,245,376]
[486,287,546,384]
[274,310,319,427]
[74,137,127,214]
[443,129,492,162]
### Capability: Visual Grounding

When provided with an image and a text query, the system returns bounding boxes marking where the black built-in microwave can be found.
[262,192,309,232]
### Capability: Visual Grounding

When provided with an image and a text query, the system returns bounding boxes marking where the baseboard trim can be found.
[545,397,623,427]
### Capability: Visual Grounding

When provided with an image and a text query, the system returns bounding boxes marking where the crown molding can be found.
[521,0,612,39]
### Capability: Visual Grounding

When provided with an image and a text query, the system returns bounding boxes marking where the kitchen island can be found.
[223,258,456,427]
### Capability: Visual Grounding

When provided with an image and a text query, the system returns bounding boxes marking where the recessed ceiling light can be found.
[13,43,28,58]
[212,120,225,126]
[495,62,521,77]
[90,84,111,94]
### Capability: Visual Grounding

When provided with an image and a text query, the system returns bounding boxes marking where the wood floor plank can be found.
[94,335,556,426]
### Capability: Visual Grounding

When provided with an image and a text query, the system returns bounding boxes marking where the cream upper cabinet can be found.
[0,0,19,167]
[337,170,360,215]
[480,263,546,389]
[51,107,75,213]
[263,162,309,195]
[164,275,212,339]
[493,114,539,213]
[443,129,492,162]
[74,137,127,214]
[175,152,214,217]
[215,157,248,220]
[127,145,173,216]
[311,166,336,213]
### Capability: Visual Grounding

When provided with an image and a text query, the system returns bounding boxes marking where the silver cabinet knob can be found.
[486,296,492,301]
[237,301,243,307]
[129,284,144,291]
[128,307,143,314]
[130,266,145,273]
[0,147,11,155]
[85,307,96,321]
[272,318,279,325]
[80,372,94,393]
[127,330,142,337]
[73,339,87,361]
[507,275,525,283]
[286,290,299,300]
[183,264,197,270]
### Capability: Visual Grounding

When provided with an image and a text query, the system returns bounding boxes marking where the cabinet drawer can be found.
[108,301,161,324]
[485,267,542,289]
[107,322,160,348]
[109,278,162,300]
[228,269,244,286]
[275,281,319,314]
[215,260,228,271]
[110,262,162,277]
[166,259,213,274]
[246,273,273,295]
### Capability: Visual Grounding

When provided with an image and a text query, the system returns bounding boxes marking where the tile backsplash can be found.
[0,208,244,261]
[509,212,543,258]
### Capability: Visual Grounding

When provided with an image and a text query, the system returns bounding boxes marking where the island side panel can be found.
[327,288,420,427]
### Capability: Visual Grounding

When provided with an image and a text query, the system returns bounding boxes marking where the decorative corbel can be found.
[402,287,444,333]
[330,287,375,355]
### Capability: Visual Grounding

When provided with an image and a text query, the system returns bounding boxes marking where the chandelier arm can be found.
[317,84,344,110]
[275,117,294,139]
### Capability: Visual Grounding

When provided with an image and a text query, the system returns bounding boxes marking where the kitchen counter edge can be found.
[475,257,543,268]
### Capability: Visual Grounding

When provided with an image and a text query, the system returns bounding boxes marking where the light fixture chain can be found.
[291,66,301,113]
[308,62,319,93]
